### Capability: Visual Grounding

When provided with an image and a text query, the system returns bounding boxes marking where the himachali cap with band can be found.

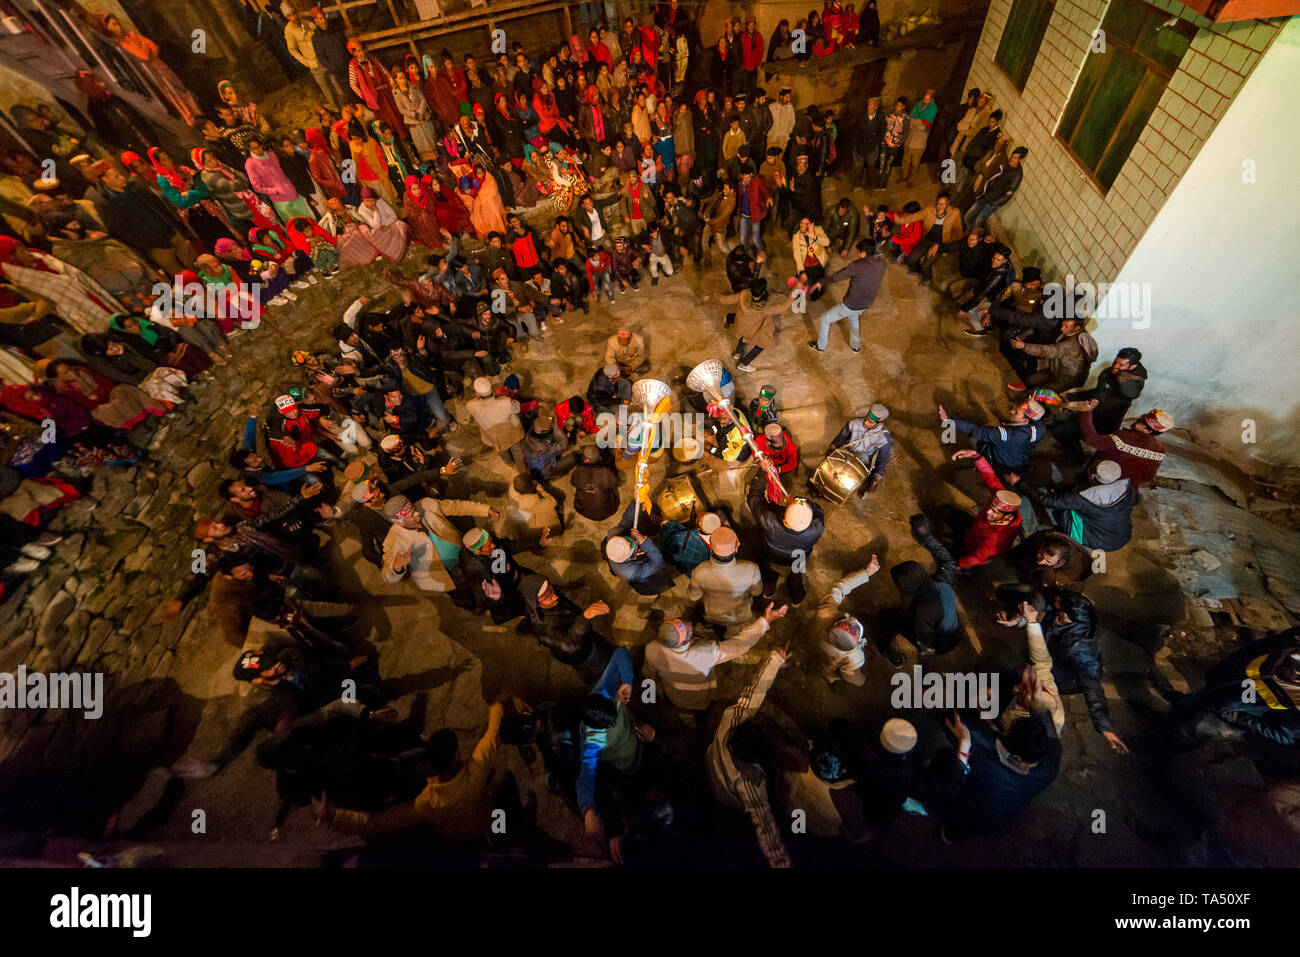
[991,489,1022,513]
[462,527,491,551]
[658,619,692,648]
[1022,399,1045,420]
[1143,409,1174,432]
[866,403,889,424]
[379,434,403,453]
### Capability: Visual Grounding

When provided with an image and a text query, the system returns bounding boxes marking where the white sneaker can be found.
[737,363,756,373]
[306,273,321,285]
[20,544,51,561]
[7,558,40,573]
[291,279,311,290]
[269,294,287,306]
[282,291,299,301]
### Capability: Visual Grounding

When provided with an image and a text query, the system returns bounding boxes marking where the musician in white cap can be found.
[827,403,893,495]
[464,375,525,470]
[644,601,788,711]
[1009,458,1136,553]
[813,553,880,685]
[747,475,825,605]
[659,510,724,575]
[603,524,671,595]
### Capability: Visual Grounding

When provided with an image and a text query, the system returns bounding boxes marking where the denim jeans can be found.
[967,198,1006,228]
[816,301,864,350]
[418,388,451,426]
[738,214,764,252]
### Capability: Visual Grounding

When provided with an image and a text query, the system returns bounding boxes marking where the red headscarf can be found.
[190,147,210,169]
[148,146,188,191]
[120,150,142,169]
[403,174,430,211]
[0,236,54,274]
[304,127,330,152]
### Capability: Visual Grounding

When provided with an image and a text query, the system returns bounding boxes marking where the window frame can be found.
[994,0,1056,91]
[1055,0,1196,193]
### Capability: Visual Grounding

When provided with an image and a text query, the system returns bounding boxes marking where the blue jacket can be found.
[953,417,1043,472]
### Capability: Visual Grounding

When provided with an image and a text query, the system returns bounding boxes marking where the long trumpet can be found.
[630,378,673,526]
[687,359,787,500]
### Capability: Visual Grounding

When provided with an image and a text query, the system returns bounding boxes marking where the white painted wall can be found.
[1097,16,1300,471]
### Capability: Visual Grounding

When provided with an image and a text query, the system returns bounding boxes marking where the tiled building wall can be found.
[965,0,1283,284]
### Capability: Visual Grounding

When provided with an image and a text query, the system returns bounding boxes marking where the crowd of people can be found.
[3,0,1295,868]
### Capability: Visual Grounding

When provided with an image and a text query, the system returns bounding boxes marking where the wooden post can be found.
[562,3,573,40]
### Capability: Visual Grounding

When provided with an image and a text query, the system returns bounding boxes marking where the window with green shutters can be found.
[995,0,1056,89]
[1057,0,1196,191]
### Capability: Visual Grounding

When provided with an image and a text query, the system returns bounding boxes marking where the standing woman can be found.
[651,101,676,184]
[97,14,199,126]
[709,36,733,96]
[791,216,831,301]
[195,148,260,238]
[304,128,347,204]
[858,0,881,45]
[672,101,694,183]
[578,85,609,153]
[395,61,439,163]
[428,176,474,237]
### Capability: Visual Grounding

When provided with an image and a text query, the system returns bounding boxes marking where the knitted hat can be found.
[1143,409,1174,432]
[991,489,1022,513]
[784,499,813,531]
[462,527,491,551]
[605,535,635,563]
[708,526,738,558]
[880,718,918,755]
[472,376,493,397]
[1094,459,1123,484]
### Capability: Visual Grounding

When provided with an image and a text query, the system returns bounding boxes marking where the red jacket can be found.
[268,408,321,468]
[755,431,799,474]
[740,176,771,223]
[585,251,612,287]
[555,398,598,435]
[959,455,1022,568]
[1080,409,1165,487]
[739,31,765,71]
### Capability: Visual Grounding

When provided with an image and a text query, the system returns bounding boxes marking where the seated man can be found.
[603,327,649,378]
[586,362,631,416]
[825,403,892,496]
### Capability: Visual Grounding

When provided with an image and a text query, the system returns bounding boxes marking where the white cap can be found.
[473,376,493,397]
[1094,459,1122,484]
[274,394,297,412]
[605,535,634,563]
[379,434,402,452]
[698,512,721,535]
[880,718,918,755]
[1023,399,1045,420]
[784,499,813,531]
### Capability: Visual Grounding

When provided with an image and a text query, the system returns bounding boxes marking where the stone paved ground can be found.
[2,169,1299,867]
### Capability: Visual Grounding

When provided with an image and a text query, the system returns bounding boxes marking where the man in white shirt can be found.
[645,602,787,711]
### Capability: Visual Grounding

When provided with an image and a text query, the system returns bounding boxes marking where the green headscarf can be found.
[108,311,159,346]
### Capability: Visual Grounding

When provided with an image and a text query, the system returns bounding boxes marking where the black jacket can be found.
[746,474,824,564]
[1024,481,1137,553]
[1041,595,1112,734]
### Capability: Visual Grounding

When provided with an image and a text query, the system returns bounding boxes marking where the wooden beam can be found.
[358,0,569,43]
